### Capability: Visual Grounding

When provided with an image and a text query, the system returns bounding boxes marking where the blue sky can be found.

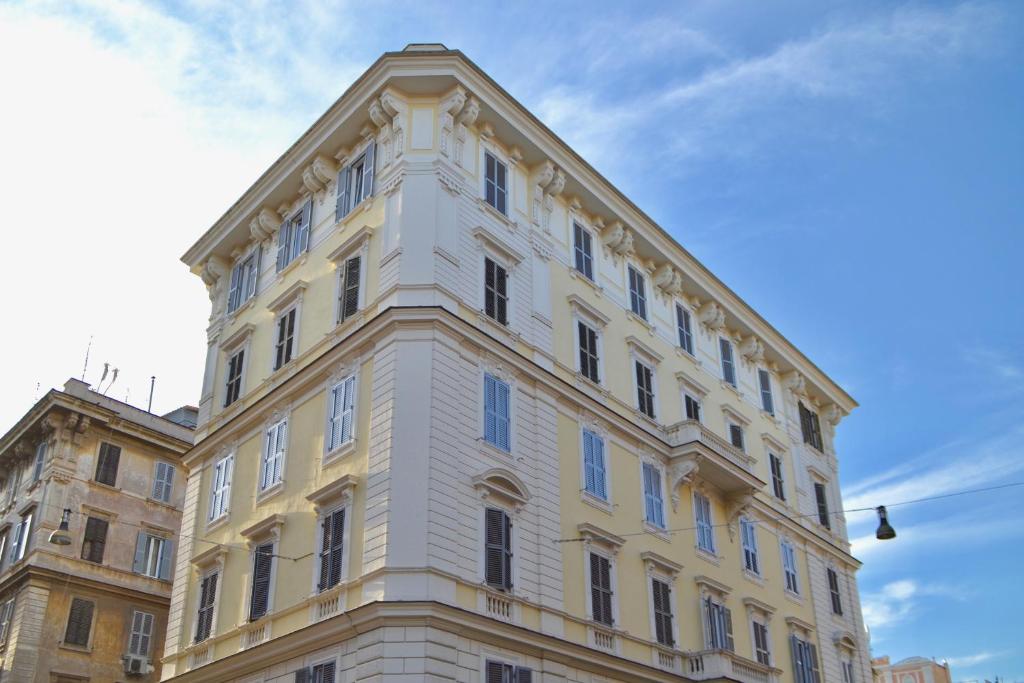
[0,1,1021,678]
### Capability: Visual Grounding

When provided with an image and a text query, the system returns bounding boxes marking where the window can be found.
[335,141,375,221]
[5,466,21,507]
[704,596,734,651]
[0,598,14,647]
[227,249,260,313]
[720,338,736,387]
[676,304,694,354]
[81,517,108,564]
[299,662,338,683]
[799,402,824,451]
[790,635,821,683]
[577,321,600,383]
[628,265,647,319]
[484,507,513,591]
[32,441,46,482]
[209,454,233,521]
[827,568,843,615]
[317,508,346,592]
[337,255,361,323]
[485,660,532,683]
[841,659,855,683]
[260,419,288,491]
[94,442,121,486]
[273,308,297,370]
[9,511,32,563]
[483,373,511,451]
[694,492,715,554]
[152,461,175,503]
[276,200,311,272]
[582,429,608,500]
[781,540,800,594]
[758,369,774,415]
[484,151,508,215]
[729,423,745,451]
[134,532,173,580]
[573,222,594,280]
[769,453,786,501]
[63,598,94,648]
[684,393,701,422]
[127,610,155,657]
[327,375,356,452]
[814,482,831,529]
[194,572,218,643]
[224,349,245,407]
[740,517,759,575]
[635,360,656,419]
[484,257,509,325]
[249,543,274,621]
[589,552,614,626]
[642,462,665,529]
[752,619,771,665]
[651,578,674,647]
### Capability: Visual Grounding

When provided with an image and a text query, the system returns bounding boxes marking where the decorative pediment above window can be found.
[471,227,525,267]
[567,294,611,328]
[742,597,776,617]
[192,544,228,571]
[694,575,732,596]
[626,336,663,364]
[471,468,531,510]
[785,616,815,634]
[640,551,683,578]
[833,631,858,651]
[720,404,751,427]
[240,514,286,545]
[327,226,373,263]
[697,301,726,331]
[306,474,357,512]
[220,324,255,354]
[675,371,710,399]
[267,280,308,313]
[739,336,765,363]
[760,432,787,453]
[577,522,625,554]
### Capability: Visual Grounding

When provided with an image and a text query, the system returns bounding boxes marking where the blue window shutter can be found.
[583,432,595,493]
[335,166,351,222]
[483,375,497,444]
[227,263,241,312]
[496,380,510,450]
[159,539,173,580]
[276,221,289,272]
[594,437,606,498]
[299,200,312,254]
[361,141,375,201]
[133,533,147,574]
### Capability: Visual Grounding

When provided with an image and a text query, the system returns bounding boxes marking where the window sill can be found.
[274,254,308,282]
[633,410,660,429]
[59,642,92,654]
[477,438,513,461]
[323,439,357,467]
[695,547,721,566]
[89,480,121,493]
[742,569,765,587]
[476,310,519,346]
[784,589,804,605]
[145,497,176,511]
[674,346,699,364]
[477,198,516,231]
[643,522,671,543]
[626,310,655,334]
[581,492,613,515]
[720,379,743,398]
[568,267,602,295]
[226,297,256,321]
[206,514,230,533]
[255,481,285,506]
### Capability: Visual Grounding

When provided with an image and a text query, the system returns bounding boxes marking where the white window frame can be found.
[151,460,175,503]
[675,302,695,355]
[208,453,234,523]
[769,452,787,501]
[640,459,667,530]
[227,246,261,315]
[694,491,716,556]
[573,317,604,386]
[324,372,358,460]
[477,501,518,593]
[271,305,300,372]
[781,538,800,596]
[0,597,15,648]
[740,516,760,576]
[646,571,680,649]
[572,220,596,282]
[259,418,288,495]
[583,546,619,627]
[633,357,658,420]
[482,253,511,327]
[193,567,221,644]
[580,426,610,504]
[313,502,352,595]
[127,609,155,657]
[758,368,775,415]
[627,263,649,321]
[482,148,510,216]
[224,347,246,408]
[137,532,171,579]
[750,613,773,666]
[720,337,737,387]
[32,441,46,483]
[246,539,278,622]
[9,510,32,563]
[480,369,515,454]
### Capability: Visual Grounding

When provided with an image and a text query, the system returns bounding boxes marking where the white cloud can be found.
[860,579,969,632]
[946,651,1003,667]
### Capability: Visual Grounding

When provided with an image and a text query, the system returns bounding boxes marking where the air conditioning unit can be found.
[123,655,153,676]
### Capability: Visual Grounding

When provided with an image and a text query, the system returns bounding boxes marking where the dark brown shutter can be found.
[250,543,273,621]
[590,553,613,626]
[341,256,361,321]
[485,508,512,590]
[319,509,346,591]
[64,598,94,647]
[95,443,120,486]
[652,578,673,646]
[515,667,532,683]
[815,483,831,529]
[313,661,336,683]
[195,573,217,642]
[486,660,507,683]
[81,517,108,563]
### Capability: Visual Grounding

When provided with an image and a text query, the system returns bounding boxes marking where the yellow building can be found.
[164,44,869,683]
[0,378,193,681]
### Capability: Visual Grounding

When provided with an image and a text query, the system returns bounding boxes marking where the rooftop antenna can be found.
[98,362,109,389]
[81,335,94,381]
[103,368,119,396]
[148,376,156,412]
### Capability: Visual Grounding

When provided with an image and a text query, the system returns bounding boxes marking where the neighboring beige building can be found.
[0,378,193,681]
[164,44,870,683]
[872,656,953,683]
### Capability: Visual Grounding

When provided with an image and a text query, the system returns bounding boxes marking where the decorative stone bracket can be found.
[651,263,684,299]
[669,455,699,512]
[697,301,726,331]
[369,91,406,168]
[600,220,634,259]
[739,336,764,364]
[724,491,754,541]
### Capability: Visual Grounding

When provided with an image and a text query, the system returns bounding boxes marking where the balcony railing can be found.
[240,621,270,650]
[310,586,344,623]
[665,420,764,493]
[666,421,752,470]
[684,649,778,683]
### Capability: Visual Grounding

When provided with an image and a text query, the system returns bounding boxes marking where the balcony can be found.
[665,420,764,494]
[684,649,779,683]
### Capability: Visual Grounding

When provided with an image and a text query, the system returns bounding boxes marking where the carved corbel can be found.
[454,96,479,167]
[301,166,324,194]
[697,301,726,331]
[250,208,278,243]
[668,456,700,512]
[782,370,806,395]
[312,155,339,187]
[532,161,555,226]
[822,403,843,427]
[439,86,467,158]
[666,270,684,297]
[614,229,634,257]
[652,263,674,293]
[380,92,405,160]
[739,336,765,364]
[201,255,230,319]
[725,492,754,540]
